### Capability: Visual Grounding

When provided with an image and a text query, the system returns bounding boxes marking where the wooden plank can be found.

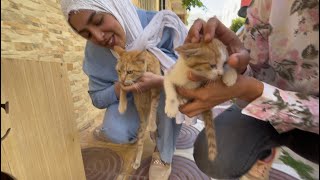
[49,62,86,180]
[1,59,85,179]
[23,60,71,180]
[1,59,48,179]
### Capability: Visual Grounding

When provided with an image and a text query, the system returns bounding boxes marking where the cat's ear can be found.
[136,50,147,59]
[113,46,125,58]
[175,43,201,58]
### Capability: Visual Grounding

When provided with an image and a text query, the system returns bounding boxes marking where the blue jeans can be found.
[100,91,182,163]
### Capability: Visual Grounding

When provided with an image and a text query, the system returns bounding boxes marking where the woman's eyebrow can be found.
[78,11,97,33]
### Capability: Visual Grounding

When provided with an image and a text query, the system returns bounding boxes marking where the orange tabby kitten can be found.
[114,46,161,169]
[164,38,237,160]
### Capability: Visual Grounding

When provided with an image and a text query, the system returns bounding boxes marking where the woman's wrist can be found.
[237,75,264,103]
[114,82,121,98]
[155,75,164,89]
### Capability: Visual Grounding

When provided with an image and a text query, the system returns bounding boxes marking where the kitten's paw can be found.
[222,69,237,87]
[165,98,179,118]
[118,103,127,114]
[147,123,157,132]
[178,97,188,104]
[132,161,141,170]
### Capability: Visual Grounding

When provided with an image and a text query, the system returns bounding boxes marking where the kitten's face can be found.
[176,39,228,80]
[114,46,146,86]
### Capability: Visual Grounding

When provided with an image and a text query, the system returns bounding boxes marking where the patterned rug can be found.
[81,148,299,180]
[176,124,200,149]
[81,147,123,180]
[270,168,299,180]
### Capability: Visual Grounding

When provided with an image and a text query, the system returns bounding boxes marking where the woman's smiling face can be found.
[69,10,126,49]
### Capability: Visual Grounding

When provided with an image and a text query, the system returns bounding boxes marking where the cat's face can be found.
[175,39,228,80]
[114,46,146,86]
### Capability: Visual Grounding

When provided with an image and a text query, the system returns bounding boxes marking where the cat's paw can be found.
[118,103,127,114]
[147,123,157,132]
[132,160,141,170]
[222,69,237,87]
[178,97,188,104]
[165,98,179,118]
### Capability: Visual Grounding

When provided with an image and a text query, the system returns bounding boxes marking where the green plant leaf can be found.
[230,17,245,32]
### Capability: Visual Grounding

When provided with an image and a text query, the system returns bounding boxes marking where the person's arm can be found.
[87,77,120,109]
[178,74,264,117]
[83,41,121,109]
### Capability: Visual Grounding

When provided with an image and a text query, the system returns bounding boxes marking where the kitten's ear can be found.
[113,46,125,58]
[175,43,201,58]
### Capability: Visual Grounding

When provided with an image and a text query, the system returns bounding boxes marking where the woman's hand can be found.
[121,72,164,93]
[185,17,250,74]
[177,74,264,117]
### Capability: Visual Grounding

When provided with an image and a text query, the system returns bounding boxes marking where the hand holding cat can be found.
[185,17,250,74]
[177,75,263,117]
[121,72,163,93]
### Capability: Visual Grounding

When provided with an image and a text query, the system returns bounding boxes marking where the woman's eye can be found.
[95,16,103,26]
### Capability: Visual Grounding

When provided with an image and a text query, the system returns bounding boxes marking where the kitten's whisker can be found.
[206,80,210,86]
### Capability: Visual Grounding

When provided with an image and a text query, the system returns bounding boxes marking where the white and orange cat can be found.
[164,38,237,160]
[114,46,161,169]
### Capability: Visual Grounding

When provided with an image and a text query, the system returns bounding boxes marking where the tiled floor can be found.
[79,105,318,180]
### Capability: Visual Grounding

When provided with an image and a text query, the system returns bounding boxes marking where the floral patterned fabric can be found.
[241,0,319,134]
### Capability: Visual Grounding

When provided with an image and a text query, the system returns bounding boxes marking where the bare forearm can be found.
[237,75,264,103]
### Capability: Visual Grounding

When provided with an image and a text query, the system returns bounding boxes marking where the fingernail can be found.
[205,34,211,42]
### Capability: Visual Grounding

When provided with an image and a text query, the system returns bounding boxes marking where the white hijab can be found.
[60,0,188,72]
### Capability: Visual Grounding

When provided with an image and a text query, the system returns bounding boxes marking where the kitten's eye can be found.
[127,70,133,74]
[210,64,217,68]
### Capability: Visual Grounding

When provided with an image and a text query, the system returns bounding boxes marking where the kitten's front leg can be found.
[118,88,127,113]
[164,77,179,118]
[222,66,237,87]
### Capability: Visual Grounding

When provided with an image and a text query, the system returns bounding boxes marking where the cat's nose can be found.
[121,75,126,82]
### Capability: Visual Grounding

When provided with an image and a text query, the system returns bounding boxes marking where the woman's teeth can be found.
[107,35,113,46]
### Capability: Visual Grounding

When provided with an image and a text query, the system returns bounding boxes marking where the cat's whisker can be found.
[136,84,142,94]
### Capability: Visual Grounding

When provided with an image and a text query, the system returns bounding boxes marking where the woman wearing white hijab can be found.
[60,0,188,179]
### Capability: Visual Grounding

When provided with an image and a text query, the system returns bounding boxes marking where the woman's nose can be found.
[92,30,104,42]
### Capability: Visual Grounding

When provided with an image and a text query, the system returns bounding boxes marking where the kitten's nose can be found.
[210,64,217,68]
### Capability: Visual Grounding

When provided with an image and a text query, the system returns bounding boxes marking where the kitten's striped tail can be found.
[202,110,217,161]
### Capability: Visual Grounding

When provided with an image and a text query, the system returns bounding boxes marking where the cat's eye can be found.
[210,64,217,68]
[127,70,133,74]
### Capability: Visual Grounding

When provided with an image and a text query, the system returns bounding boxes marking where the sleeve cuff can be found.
[241,82,277,121]
[241,65,253,77]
